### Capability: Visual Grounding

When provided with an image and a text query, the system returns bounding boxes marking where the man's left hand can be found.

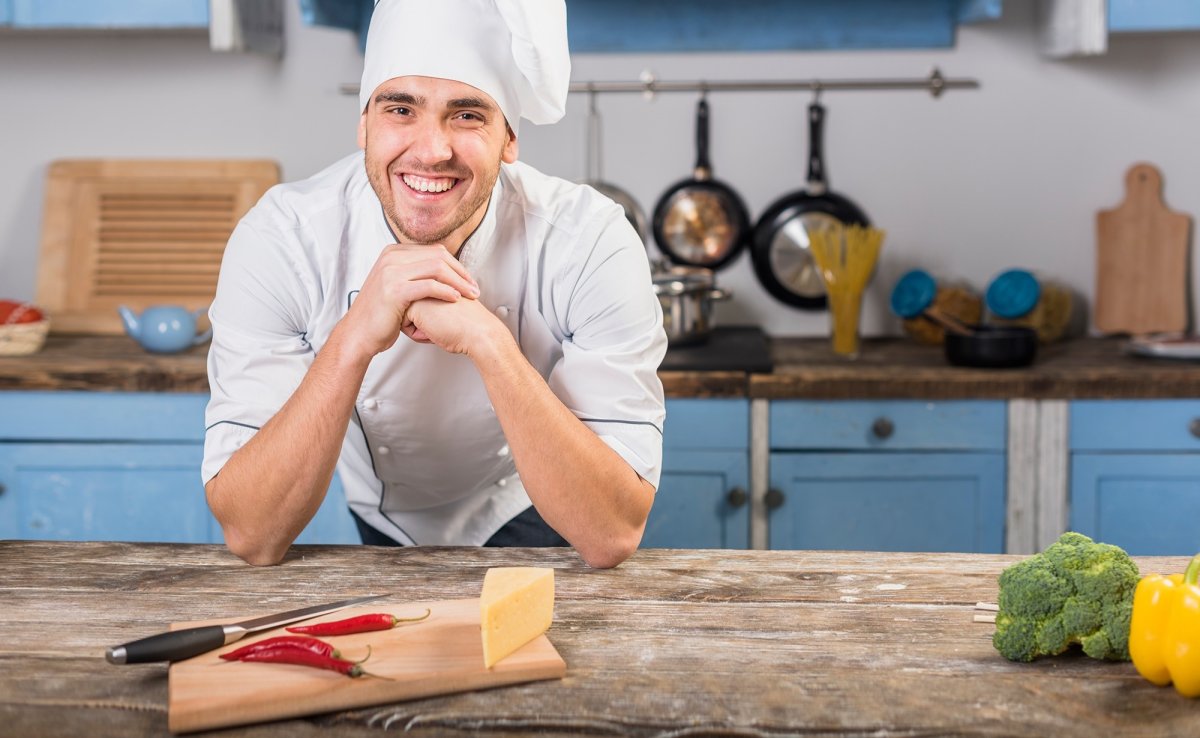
[404,295,510,355]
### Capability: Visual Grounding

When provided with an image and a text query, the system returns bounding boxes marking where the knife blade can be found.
[105,593,388,665]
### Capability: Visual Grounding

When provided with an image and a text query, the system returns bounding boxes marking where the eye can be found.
[456,111,485,124]
[385,106,412,116]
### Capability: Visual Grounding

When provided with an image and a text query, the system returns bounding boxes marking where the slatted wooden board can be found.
[36,159,279,334]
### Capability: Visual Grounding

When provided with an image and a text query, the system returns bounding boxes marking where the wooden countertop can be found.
[1,540,1192,737]
[755,336,1200,399]
[2,334,1200,399]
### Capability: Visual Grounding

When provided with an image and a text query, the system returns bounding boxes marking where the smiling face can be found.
[358,75,518,253]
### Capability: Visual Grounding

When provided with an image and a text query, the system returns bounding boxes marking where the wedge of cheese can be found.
[480,566,555,668]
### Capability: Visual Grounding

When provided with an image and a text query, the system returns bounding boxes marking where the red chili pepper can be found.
[220,635,337,662]
[286,608,430,635]
[233,646,368,677]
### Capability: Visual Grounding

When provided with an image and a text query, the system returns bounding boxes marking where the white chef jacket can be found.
[202,151,667,546]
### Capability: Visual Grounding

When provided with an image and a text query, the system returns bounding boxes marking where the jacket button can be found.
[497,477,508,487]
[363,398,378,410]
[378,446,390,455]
[495,305,510,318]
[496,445,510,457]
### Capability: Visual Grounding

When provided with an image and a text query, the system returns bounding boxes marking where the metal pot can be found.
[652,265,731,345]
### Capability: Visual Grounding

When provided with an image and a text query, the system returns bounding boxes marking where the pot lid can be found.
[652,264,715,295]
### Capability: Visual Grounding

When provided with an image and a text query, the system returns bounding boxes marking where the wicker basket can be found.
[0,319,50,356]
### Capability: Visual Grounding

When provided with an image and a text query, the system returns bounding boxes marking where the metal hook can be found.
[811,81,823,103]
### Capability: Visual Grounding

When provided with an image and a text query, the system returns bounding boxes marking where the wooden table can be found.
[1,541,1196,736]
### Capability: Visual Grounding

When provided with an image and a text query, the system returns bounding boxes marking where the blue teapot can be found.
[118,305,212,354]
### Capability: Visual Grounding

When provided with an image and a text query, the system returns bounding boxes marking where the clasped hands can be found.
[345,242,505,357]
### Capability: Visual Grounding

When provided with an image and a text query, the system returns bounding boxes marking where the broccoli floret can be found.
[992,531,1139,662]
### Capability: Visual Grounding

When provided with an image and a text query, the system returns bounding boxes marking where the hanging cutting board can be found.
[1094,163,1192,335]
[36,159,279,335]
[168,598,565,734]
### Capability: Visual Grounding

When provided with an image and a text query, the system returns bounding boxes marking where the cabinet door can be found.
[0,443,212,542]
[644,449,749,549]
[769,452,1006,553]
[11,0,208,28]
[1071,453,1200,555]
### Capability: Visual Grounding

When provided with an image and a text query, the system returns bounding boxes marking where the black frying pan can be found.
[652,97,750,271]
[751,100,869,309]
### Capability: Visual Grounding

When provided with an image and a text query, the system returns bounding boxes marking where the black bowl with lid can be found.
[944,325,1037,368]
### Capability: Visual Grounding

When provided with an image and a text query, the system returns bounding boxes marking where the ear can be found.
[501,125,518,164]
[357,111,368,150]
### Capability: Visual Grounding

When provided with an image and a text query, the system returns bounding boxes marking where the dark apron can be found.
[351,506,569,548]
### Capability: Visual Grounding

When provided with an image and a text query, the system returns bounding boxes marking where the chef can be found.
[202,0,666,568]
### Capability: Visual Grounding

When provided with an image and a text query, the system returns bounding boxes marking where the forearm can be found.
[206,325,372,565]
[469,331,654,569]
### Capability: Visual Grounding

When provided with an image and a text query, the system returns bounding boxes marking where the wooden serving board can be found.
[1095,163,1192,335]
[167,598,565,734]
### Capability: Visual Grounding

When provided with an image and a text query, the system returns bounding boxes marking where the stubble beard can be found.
[367,156,501,246]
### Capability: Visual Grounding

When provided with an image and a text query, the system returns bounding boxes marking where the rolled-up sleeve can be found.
[546,214,668,488]
[202,216,316,485]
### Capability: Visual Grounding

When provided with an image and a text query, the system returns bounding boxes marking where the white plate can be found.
[1125,334,1200,360]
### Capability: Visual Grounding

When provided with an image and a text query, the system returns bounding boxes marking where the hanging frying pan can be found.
[581,90,648,242]
[751,99,869,309]
[651,95,751,271]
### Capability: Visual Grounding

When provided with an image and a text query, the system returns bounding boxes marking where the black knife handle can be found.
[106,625,229,664]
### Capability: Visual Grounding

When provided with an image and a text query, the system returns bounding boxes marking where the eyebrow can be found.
[374,91,422,106]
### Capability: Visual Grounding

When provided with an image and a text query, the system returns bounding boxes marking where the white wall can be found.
[2,3,1198,337]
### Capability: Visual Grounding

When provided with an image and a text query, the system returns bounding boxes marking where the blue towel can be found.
[299,0,375,52]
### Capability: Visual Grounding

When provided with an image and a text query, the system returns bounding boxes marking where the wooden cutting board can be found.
[167,598,565,734]
[36,159,279,335]
[1094,162,1192,335]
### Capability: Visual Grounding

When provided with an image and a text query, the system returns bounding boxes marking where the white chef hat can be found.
[359,0,570,136]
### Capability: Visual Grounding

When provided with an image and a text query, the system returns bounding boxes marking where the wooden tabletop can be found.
[754,335,1200,399]
[3,334,1200,399]
[1,540,1194,737]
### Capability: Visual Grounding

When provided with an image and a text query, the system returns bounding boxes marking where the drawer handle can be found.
[1190,419,1200,439]
[726,488,748,508]
[872,417,895,440]
[765,488,785,511]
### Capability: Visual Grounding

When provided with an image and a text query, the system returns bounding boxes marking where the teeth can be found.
[402,174,456,193]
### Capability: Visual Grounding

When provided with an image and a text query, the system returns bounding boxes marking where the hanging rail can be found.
[338,68,977,99]
[568,68,976,99]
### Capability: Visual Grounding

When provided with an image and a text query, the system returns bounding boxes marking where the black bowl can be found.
[944,325,1038,368]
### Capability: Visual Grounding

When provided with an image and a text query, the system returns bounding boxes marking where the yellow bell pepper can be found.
[1130,554,1200,696]
[1129,571,1183,686]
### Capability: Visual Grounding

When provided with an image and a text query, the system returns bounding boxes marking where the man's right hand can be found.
[341,243,480,357]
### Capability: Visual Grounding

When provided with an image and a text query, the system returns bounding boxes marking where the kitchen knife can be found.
[105,593,387,665]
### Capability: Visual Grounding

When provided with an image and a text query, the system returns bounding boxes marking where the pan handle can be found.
[806,102,827,194]
[694,96,712,181]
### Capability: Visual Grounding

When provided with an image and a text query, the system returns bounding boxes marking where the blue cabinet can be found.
[768,400,1007,552]
[1109,0,1200,32]
[0,391,357,545]
[642,399,750,549]
[6,0,208,28]
[1070,400,1200,555]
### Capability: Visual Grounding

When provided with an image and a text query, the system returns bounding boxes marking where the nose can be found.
[409,119,453,166]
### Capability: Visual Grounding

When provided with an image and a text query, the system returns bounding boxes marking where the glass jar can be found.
[892,269,983,346]
[985,269,1078,343]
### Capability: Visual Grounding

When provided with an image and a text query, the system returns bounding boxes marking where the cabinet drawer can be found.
[0,391,208,442]
[770,400,1005,451]
[664,399,748,450]
[1071,400,1200,451]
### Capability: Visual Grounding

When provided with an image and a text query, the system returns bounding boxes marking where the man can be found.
[202,0,667,568]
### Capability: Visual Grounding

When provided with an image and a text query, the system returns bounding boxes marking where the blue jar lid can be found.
[889,269,937,319]
[986,269,1040,319]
